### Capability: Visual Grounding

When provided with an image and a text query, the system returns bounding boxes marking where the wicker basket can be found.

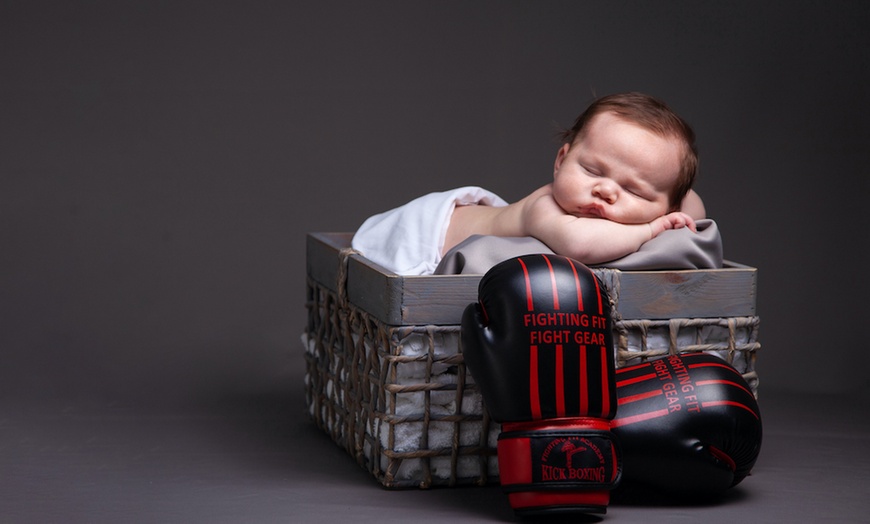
[302,233,760,488]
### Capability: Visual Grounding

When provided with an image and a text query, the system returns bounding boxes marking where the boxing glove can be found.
[461,254,621,517]
[612,352,762,495]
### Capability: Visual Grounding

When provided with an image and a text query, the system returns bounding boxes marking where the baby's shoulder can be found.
[529,183,554,198]
[521,184,559,211]
[518,184,554,209]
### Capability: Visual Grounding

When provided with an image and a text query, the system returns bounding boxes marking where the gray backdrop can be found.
[2,1,868,408]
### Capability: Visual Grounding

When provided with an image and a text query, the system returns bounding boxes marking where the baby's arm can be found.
[523,191,695,265]
[680,190,706,220]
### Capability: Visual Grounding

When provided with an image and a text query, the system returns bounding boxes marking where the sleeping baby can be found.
[352,92,706,275]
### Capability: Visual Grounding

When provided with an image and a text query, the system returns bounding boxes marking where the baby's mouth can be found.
[578,205,605,219]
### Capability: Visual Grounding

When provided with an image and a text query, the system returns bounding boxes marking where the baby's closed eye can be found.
[581,164,602,177]
[625,186,651,200]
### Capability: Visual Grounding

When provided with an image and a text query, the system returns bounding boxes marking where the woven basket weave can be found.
[304,278,497,488]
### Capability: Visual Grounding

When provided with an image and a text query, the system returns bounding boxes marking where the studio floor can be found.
[2,376,869,523]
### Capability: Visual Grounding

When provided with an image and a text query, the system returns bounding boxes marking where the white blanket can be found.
[351,186,508,275]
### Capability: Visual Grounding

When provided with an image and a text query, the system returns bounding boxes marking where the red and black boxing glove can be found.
[461,254,621,517]
[613,352,762,495]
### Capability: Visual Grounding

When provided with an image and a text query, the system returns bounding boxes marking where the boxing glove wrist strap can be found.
[498,418,621,492]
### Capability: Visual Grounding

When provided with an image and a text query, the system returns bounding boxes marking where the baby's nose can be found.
[593,181,618,203]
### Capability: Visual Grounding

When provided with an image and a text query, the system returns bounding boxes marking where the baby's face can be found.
[552,111,682,224]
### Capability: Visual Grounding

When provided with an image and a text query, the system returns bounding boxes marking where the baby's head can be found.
[560,92,698,211]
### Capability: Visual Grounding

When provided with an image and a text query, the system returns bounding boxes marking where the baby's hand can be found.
[648,211,697,239]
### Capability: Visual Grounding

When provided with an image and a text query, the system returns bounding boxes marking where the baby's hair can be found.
[560,92,698,210]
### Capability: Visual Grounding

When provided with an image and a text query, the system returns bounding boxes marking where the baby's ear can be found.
[553,143,571,176]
